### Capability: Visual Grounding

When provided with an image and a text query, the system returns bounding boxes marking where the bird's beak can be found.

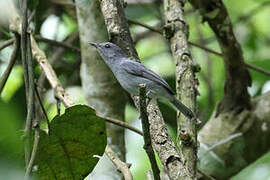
[89,42,98,48]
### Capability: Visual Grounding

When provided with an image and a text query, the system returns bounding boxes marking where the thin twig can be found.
[28,9,36,24]
[188,41,223,56]
[105,146,133,180]
[198,169,216,180]
[24,32,36,178]
[34,83,50,133]
[128,19,162,34]
[0,35,80,53]
[24,119,40,180]
[30,34,74,107]
[139,84,160,180]
[127,18,222,56]
[35,35,81,53]
[0,34,19,93]
[206,132,243,152]
[189,41,270,76]
[128,18,270,77]
[0,39,14,51]
[21,0,31,166]
[38,32,79,90]
[244,63,270,76]
[101,115,143,136]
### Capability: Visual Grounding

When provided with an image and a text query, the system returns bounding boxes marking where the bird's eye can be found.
[105,44,110,48]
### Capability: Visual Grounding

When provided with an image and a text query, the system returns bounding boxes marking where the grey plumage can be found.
[89,42,194,119]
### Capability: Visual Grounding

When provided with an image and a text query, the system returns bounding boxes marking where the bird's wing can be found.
[121,60,175,95]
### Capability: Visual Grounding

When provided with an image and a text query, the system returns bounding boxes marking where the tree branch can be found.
[23,32,36,178]
[164,0,197,179]
[35,83,50,133]
[38,32,79,89]
[101,116,143,135]
[127,18,270,78]
[128,19,162,34]
[105,146,133,180]
[245,63,270,77]
[189,0,252,115]
[24,117,40,180]
[35,35,81,53]
[0,39,14,51]
[21,0,36,169]
[0,35,80,53]
[0,34,19,93]
[139,84,160,180]
[30,35,74,107]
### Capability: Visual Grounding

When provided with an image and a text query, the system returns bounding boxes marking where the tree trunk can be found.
[164,0,198,179]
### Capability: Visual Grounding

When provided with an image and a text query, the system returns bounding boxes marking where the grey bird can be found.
[89,42,194,119]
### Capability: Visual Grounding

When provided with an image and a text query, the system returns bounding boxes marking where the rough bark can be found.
[99,0,187,179]
[148,101,186,180]
[164,0,197,179]
[75,0,127,179]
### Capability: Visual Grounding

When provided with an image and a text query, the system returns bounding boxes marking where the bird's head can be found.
[89,42,127,62]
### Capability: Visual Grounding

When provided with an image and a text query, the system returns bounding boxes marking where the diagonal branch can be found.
[139,84,160,180]
[128,19,162,34]
[0,39,14,51]
[127,18,270,78]
[30,35,74,107]
[35,35,81,53]
[0,34,19,93]
[105,146,133,180]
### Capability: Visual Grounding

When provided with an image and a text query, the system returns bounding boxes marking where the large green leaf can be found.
[231,151,270,180]
[34,105,107,180]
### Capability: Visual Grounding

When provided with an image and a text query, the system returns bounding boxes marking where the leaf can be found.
[34,105,107,180]
[231,151,270,180]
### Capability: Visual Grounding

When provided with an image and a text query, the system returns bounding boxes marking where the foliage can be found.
[34,105,107,180]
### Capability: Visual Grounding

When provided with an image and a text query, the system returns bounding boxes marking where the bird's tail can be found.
[170,97,194,119]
